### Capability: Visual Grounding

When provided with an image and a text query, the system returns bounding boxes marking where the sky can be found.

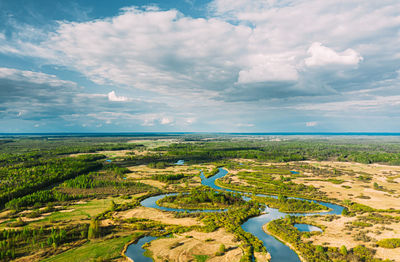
[0,0,400,133]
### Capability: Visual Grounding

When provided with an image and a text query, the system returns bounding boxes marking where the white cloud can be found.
[2,2,399,100]
[37,8,251,94]
[306,121,317,127]
[160,117,173,125]
[305,42,363,67]
[107,91,128,102]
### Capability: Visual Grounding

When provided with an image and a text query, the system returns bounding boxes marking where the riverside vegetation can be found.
[0,135,399,261]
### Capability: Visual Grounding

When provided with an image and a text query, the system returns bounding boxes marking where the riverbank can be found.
[263,224,307,262]
[121,239,135,262]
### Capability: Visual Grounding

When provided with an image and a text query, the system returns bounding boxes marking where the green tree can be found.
[88,219,100,239]
[219,244,225,253]
[340,245,347,256]
[110,200,117,211]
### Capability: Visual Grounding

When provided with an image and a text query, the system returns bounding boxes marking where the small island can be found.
[157,188,245,210]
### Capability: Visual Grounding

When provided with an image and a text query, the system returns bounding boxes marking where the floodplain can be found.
[0,134,399,261]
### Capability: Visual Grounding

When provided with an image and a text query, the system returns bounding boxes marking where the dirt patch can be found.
[0,210,12,218]
[59,209,75,213]
[302,216,358,248]
[100,219,114,227]
[148,228,243,262]
[23,212,52,222]
[254,251,271,261]
[117,206,201,227]
[375,247,400,262]
[223,173,251,187]
[139,179,166,189]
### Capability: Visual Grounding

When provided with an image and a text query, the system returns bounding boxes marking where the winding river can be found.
[126,167,344,262]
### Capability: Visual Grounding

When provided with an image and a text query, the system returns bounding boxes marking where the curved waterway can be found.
[126,167,344,262]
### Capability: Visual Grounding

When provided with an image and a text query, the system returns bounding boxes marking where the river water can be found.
[126,167,344,262]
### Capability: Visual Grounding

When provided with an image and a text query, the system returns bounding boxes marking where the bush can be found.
[377,238,400,248]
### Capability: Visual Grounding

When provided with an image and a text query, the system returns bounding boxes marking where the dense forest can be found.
[152,139,400,165]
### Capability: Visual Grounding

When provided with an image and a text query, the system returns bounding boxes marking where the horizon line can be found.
[1,132,400,136]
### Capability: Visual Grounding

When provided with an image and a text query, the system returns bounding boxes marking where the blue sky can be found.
[1,0,400,132]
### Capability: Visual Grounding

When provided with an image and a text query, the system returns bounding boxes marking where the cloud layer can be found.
[0,1,400,132]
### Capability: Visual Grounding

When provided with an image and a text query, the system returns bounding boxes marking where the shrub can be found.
[377,238,400,248]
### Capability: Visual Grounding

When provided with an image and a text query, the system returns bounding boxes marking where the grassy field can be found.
[15,197,129,228]
[41,235,133,262]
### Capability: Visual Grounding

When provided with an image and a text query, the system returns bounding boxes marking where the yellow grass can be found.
[147,229,243,262]
[292,161,400,209]
[126,164,202,189]
[301,215,400,261]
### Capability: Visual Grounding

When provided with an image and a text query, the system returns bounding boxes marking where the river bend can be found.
[126,167,344,262]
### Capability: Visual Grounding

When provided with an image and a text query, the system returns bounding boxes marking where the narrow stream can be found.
[125,235,157,262]
[126,167,343,262]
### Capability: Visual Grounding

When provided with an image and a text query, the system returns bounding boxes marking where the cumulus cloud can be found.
[2,2,399,101]
[108,91,128,102]
[305,42,363,67]
[37,8,250,94]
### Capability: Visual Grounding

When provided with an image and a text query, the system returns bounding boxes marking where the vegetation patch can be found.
[194,254,209,262]
[253,195,329,213]
[200,202,266,261]
[377,238,400,249]
[266,216,389,262]
[157,188,244,210]
[41,235,134,262]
